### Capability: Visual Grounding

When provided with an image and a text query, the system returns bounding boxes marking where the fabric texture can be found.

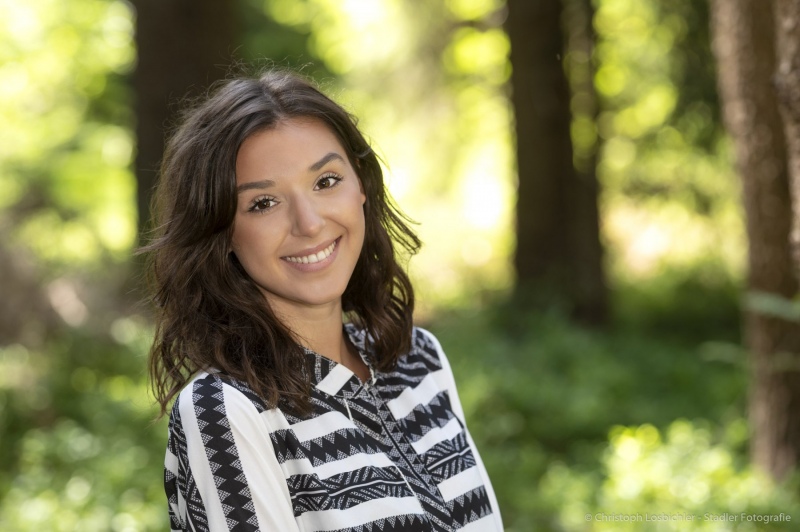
[163,326,503,532]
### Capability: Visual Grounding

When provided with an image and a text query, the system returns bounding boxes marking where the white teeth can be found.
[284,240,337,264]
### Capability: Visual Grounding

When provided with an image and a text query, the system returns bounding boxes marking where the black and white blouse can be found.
[164,326,503,531]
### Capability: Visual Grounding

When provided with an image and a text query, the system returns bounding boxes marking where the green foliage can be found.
[238,0,334,80]
[0,322,168,531]
[542,420,800,531]
[613,260,742,343]
[0,0,136,268]
[254,0,515,309]
[595,0,743,286]
[423,283,794,531]
[0,0,782,531]
[0,2,160,526]
[0,289,766,532]
[745,291,800,323]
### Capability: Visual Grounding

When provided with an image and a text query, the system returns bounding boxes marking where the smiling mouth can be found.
[283,239,338,264]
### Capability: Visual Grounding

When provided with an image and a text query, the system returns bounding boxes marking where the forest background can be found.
[2,0,800,530]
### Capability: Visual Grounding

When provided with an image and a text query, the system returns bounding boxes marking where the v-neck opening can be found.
[304,323,376,397]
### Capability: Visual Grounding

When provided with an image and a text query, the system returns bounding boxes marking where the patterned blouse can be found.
[163,326,503,531]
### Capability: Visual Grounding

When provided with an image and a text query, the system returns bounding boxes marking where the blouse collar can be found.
[305,323,376,398]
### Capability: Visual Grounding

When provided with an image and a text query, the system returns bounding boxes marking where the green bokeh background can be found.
[1,0,797,530]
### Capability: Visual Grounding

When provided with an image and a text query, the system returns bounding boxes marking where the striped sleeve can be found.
[416,328,505,531]
[164,373,300,532]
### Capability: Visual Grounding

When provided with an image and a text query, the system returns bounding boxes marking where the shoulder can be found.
[170,371,270,430]
[411,326,445,356]
[167,372,286,468]
[404,326,450,370]
[380,326,455,386]
[410,327,469,426]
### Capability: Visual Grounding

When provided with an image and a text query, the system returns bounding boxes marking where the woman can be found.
[143,70,503,532]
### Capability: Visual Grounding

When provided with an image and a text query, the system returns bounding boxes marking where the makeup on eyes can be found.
[248,196,278,213]
[315,172,344,190]
[244,170,346,215]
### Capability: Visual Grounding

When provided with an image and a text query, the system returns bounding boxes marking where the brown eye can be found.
[315,173,343,190]
[249,197,277,212]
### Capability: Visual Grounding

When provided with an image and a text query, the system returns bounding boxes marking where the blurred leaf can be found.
[745,291,800,322]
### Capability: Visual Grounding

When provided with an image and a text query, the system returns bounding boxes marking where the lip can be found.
[281,237,341,272]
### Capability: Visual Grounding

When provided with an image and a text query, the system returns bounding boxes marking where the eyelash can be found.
[246,172,345,214]
[247,196,278,213]
[315,172,343,190]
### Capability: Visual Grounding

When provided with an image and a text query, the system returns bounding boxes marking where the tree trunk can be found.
[506,0,607,323]
[775,0,800,265]
[132,0,238,238]
[711,0,800,480]
[563,0,606,325]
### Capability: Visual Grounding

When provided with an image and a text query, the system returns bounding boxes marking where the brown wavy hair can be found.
[140,70,420,418]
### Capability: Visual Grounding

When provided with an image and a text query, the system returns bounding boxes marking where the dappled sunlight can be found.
[444,27,510,82]
[541,418,798,530]
[268,0,410,74]
[338,0,385,28]
[594,0,742,289]
[0,314,166,530]
[445,0,503,21]
[601,136,637,172]
[0,2,154,526]
[459,149,510,231]
[605,200,745,279]
[461,236,494,268]
[615,83,677,138]
[47,278,88,327]
[264,0,515,308]
[0,344,34,391]
[0,0,135,262]
[3,418,165,531]
[0,0,136,267]
[0,0,773,529]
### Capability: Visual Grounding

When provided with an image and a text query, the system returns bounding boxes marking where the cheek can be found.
[230,223,246,255]
[230,221,268,262]
[230,230,240,253]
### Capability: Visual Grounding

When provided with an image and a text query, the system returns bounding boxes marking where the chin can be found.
[270,288,348,309]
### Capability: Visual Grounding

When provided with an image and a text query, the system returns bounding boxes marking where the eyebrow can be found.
[236,152,346,194]
[237,179,276,193]
[309,152,344,171]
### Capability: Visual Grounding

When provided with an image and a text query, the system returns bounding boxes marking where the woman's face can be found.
[231,118,366,318]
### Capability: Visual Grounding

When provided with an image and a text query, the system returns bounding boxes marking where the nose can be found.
[290,195,325,237]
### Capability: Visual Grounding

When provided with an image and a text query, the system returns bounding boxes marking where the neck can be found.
[266,297,369,382]
[271,300,348,363]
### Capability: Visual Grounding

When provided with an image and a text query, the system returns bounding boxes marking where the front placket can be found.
[361,382,455,532]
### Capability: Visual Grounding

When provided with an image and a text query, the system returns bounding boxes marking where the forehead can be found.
[235,118,348,183]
